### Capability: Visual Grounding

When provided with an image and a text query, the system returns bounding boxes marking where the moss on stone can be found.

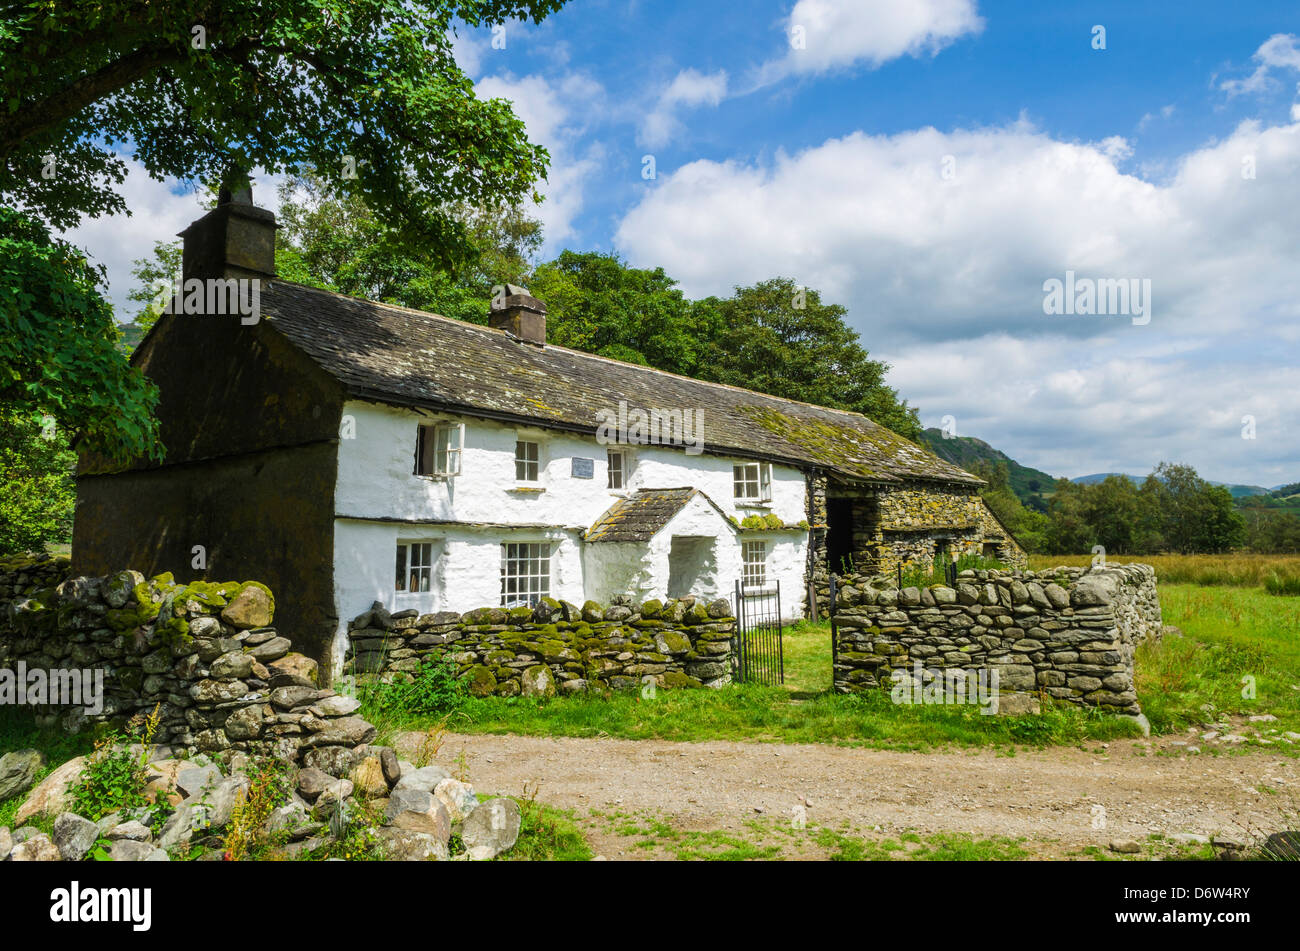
[464,664,498,697]
[660,671,702,689]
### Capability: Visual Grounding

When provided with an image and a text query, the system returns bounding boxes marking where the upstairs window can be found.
[607,449,629,489]
[515,439,540,482]
[416,422,463,477]
[396,541,434,592]
[742,540,767,588]
[501,542,550,606]
[733,462,772,502]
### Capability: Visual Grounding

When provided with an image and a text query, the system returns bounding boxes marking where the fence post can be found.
[828,573,837,691]
[776,580,784,684]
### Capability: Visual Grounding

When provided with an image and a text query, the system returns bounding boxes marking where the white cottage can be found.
[74,192,1019,675]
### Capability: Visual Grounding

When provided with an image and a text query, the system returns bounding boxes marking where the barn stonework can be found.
[72,189,1023,677]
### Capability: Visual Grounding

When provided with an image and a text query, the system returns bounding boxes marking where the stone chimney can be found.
[178,171,277,282]
[489,284,547,344]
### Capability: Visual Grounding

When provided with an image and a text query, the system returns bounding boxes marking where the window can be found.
[607,449,629,489]
[396,541,434,592]
[742,540,767,588]
[733,462,772,502]
[515,439,540,482]
[415,422,463,476]
[500,542,550,606]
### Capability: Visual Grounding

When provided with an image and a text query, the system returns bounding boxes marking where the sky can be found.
[69,0,1300,487]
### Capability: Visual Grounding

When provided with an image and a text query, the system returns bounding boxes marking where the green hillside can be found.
[919,429,1058,511]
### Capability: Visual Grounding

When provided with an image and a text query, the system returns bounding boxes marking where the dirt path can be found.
[416,732,1300,859]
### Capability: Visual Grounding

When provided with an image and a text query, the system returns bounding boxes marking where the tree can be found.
[0,0,564,263]
[530,251,710,374]
[2,2,566,463]
[0,209,160,463]
[127,240,184,332]
[698,279,922,439]
[1143,462,1244,553]
[1083,475,1139,555]
[972,460,1048,552]
[1045,479,1095,554]
[273,168,541,323]
[0,408,77,555]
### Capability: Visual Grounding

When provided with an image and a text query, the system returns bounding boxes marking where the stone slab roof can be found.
[586,488,730,543]
[260,281,981,487]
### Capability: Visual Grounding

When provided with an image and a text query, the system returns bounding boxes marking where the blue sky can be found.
[75,1,1300,486]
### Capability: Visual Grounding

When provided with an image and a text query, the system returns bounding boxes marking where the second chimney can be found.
[489,284,547,345]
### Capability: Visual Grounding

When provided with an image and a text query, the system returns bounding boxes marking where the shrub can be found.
[222,757,292,861]
[66,705,161,821]
[362,653,467,718]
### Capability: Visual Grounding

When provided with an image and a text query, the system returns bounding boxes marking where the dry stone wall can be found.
[0,554,374,761]
[831,562,1161,716]
[344,593,736,694]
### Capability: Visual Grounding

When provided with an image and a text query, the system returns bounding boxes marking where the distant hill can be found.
[1072,473,1273,499]
[1072,472,1142,487]
[1238,481,1300,515]
[116,320,145,355]
[920,429,1057,511]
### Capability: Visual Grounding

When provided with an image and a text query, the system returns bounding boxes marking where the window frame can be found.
[607,448,630,490]
[733,461,772,503]
[500,541,551,607]
[514,438,541,483]
[741,539,768,589]
[395,540,435,593]
[415,421,464,477]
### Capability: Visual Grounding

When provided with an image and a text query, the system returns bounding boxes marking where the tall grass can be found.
[1136,584,1300,735]
[1029,552,1300,594]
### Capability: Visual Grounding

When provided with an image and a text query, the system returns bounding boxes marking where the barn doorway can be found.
[826,497,855,575]
[824,487,879,577]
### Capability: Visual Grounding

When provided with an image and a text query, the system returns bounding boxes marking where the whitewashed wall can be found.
[335,401,809,528]
[331,400,810,661]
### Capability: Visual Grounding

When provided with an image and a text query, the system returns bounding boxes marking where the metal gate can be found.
[732,580,784,685]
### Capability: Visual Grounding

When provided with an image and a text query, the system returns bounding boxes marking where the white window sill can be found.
[735,500,773,508]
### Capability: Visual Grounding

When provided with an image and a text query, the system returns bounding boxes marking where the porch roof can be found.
[585,488,734,543]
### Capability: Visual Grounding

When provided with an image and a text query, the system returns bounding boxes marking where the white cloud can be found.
[60,162,203,320]
[1220,33,1300,97]
[614,115,1300,482]
[475,71,606,253]
[1137,104,1176,131]
[639,68,728,149]
[764,0,983,80]
[449,28,487,78]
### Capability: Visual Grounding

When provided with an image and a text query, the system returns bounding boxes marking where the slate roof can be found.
[586,488,732,543]
[260,281,981,487]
